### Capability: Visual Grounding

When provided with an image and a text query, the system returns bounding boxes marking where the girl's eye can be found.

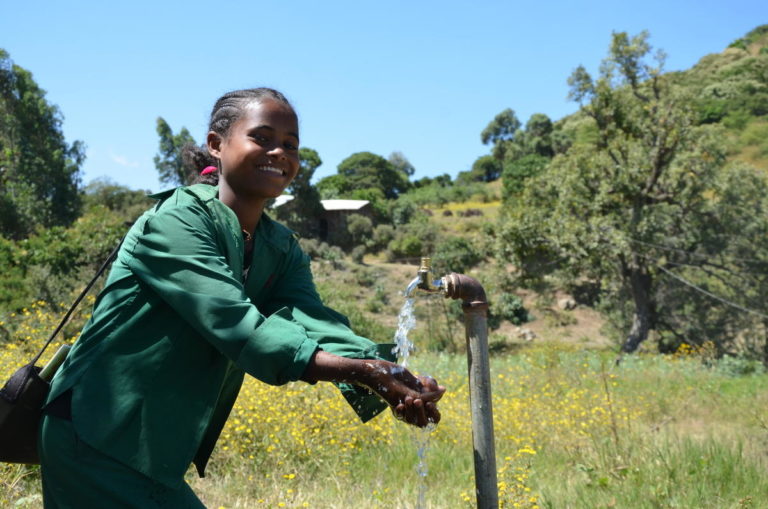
[252,134,269,144]
[284,141,299,151]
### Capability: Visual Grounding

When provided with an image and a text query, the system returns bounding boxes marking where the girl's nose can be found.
[267,145,287,160]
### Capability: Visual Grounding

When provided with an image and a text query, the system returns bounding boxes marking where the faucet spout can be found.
[416,257,444,294]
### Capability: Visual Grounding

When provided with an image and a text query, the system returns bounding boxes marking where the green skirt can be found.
[39,414,206,508]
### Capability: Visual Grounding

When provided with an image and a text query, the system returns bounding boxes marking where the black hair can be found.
[185,88,296,185]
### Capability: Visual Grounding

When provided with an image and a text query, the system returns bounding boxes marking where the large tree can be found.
[153,117,198,187]
[388,151,415,178]
[330,151,410,199]
[0,49,84,239]
[498,31,768,355]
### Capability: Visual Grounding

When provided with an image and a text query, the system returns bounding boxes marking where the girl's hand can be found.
[362,360,445,427]
[300,351,445,428]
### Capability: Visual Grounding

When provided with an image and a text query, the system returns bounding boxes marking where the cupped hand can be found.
[364,361,446,427]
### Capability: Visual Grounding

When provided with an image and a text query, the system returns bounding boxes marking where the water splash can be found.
[392,277,437,509]
[415,420,436,507]
[392,297,416,367]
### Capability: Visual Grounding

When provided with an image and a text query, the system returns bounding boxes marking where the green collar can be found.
[150,185,293,254]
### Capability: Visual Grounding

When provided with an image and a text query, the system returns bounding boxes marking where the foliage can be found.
[153,117,198,187]
[675,25,768,125]
[5,341,767,507]
[315,173,353,199]
[0,204,136,314]
[350,245,366,264]
[498,30,768,356]
[83,178,152,220]
[430,236,483,275]
[456,155,502,183]
[387,151,415,177]
[397,180,488,208]
[493,293,532,325]
[272,147,324,237]
[501,154,549,201]
[384,219,439,262]
[346,213,373,246]
[480,107,521,145]
[0,49,84,239]
[336,151,410,199]
[369,224,395,252]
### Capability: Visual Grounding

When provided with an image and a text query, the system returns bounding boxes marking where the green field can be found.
[3,335,766,508]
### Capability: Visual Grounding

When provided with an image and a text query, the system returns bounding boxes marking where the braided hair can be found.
[185,88,296,185]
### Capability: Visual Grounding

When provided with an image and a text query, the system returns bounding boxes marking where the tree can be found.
[0,49,84,239]
[336,151,410,199]
[273,147,324,237]
[153,117,198,187]
[456,155,502,183]
[83,178,153,221]
[520,113,554,157]
[498,31,768,355]
[480,108,521,145]
[316,174,354,199]
[501,154,548,200]
[388,151,415,177]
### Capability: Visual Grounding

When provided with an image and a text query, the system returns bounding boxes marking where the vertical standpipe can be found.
[442,273,499,509]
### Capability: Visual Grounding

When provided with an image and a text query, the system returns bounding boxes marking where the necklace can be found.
[241,229,252,243]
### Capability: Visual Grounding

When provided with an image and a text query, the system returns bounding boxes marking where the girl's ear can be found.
[207,131,223,159]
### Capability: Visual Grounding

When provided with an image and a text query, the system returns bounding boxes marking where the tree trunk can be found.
[621,267,654,353]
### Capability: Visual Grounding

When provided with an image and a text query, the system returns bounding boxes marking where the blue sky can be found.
[2,1,765,192]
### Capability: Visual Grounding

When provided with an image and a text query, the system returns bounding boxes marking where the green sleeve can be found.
[124,201,319,386]
[265,239,397,422]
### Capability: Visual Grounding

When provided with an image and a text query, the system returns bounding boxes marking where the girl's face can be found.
[208,99,300,202]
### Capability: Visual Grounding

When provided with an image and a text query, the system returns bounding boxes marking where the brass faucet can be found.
[416,257,444,294]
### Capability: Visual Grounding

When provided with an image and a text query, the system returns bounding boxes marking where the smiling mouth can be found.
[257,166,286,176]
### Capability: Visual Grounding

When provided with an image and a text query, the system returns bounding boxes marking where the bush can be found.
[298,237,322,259]
[370,224,395,252]
[387,234,423,259]
[502,154,549,200]
[346,214,373,247]
[350,245,366,264]
[493,293,532,325]
[391,200,417,226]
[431,237,483,275]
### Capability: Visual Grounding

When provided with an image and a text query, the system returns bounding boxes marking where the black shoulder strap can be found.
[29,234,126,367]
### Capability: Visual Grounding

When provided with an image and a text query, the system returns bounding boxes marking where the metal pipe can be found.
[443,273,498,509]
[410,259,499,508]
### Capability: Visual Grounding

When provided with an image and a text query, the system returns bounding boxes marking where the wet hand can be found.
[365,361,445,427]
[392,375,444,427]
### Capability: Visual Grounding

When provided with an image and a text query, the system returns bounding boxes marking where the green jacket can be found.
[46,184,394,488]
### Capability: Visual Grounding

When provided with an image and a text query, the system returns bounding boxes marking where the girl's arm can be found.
[300,350,445,428]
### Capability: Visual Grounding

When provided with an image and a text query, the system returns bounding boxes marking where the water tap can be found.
[416,257,444,294]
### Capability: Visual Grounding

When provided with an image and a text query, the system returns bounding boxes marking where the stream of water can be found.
[392,279,436,509]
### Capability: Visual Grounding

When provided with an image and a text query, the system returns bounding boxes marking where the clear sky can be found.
[1,1,765,192]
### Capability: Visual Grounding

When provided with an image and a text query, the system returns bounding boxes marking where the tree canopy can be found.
[497,31,768,354]
[153,117,198,187]
[0,49,84,239]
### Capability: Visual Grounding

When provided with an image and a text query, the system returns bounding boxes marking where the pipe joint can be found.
[443,273,488,309]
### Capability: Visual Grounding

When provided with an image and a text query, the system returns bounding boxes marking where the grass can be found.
[2,324,767,508]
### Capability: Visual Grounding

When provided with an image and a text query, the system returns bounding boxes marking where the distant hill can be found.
[557,24,768,170]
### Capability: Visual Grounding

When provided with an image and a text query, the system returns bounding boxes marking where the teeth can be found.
[258,166,284,176]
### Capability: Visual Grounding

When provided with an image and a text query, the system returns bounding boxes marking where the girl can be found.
[39,88,444,508]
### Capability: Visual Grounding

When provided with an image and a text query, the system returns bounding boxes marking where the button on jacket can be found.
[45,184,394,488]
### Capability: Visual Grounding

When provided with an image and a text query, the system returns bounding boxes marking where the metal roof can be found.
[320,199,370,211]
[270,196,370,211]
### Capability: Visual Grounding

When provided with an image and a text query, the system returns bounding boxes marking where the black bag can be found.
[0,237,123,464]
[0,365,50,463]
